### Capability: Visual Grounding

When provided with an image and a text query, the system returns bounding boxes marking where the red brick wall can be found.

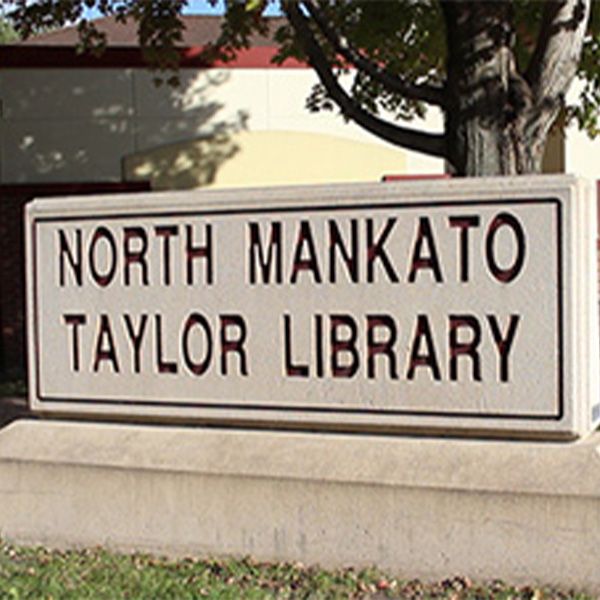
[0,182,150,380]
[0,192,28,378]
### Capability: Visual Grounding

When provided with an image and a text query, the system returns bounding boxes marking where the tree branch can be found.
[522,0,591,152]
[284,2,447,159]
[526,0,591,102]
[304,1,446,107]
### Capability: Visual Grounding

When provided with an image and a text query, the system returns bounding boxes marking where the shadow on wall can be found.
[0,68,247,185]
[124,110,248,190]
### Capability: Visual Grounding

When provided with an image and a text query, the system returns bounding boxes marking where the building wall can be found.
[0,65,597,189]
[125,130,413,189]
[0,67,443,188]
[565,81,599,181]
[565,124,599,181]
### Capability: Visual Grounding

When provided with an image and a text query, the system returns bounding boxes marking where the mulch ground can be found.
[0,396,31,428]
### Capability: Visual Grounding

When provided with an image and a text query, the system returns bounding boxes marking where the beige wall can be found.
[125,130,407,189]
[0,67,439,186]
[565,81,599,181]
[565,123,599,181]
[0,66,594,187]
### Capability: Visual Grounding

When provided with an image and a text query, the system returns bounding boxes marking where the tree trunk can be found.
[289,0,589,177]
[443,2,543,176]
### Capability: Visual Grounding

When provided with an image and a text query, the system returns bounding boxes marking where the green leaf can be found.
[245,0,263,13]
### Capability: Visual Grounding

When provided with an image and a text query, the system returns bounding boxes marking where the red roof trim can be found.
[381,174,450,182]
[0,45,307,69]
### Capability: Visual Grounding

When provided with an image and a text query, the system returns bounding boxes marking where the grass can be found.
[0,541,592,599]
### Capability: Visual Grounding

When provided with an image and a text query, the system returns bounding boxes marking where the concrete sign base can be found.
[2,419,600,592]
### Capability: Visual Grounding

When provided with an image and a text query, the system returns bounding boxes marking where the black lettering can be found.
[283,314,309,377]
[330,314,359,378]
[220,314,248,376]
[366,218,399,283]
[329,219,359,283]
[487,314,520,382]
[248,222,282,284]
[89,226,117,287]
[123,227,149,286]
[155,225,179,286]
[408,217,443,283]
[366,314,398,379]
[290,221,322,284]
[449,315,482,381]
[123,313,148,373]
[63,313,86,371]
[182,313,212,376]
[186,224,213,285]
[93,314,120,372]
[155,314,177,374]
[449,216,480,282]
[486,213,526,283]
[315,314,324,378]
[406,314,441,380]
[58,229,82,286]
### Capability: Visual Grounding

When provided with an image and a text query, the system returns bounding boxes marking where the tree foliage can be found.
[5,0,600,175]
[0,16,18,43]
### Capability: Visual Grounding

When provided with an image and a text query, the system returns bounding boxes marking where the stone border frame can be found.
[30,196,564,422]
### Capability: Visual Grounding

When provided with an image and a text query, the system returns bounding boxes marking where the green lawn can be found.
[0,541,591,599]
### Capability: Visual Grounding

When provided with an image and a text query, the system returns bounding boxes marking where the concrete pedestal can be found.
[1,419,600,591]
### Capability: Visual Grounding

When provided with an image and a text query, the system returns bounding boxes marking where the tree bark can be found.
[443,1,525,175]
[442,0,590,176]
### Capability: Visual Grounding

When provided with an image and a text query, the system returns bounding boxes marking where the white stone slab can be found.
[2,419,600,592]
[25,176,600,438]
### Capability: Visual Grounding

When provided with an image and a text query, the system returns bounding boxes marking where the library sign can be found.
[26,177,600,439]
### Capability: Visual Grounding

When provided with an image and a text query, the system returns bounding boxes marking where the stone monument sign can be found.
[26,176,599,439]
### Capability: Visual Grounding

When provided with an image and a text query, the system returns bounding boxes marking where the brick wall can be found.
[0,192,28,378]
[0,182,150,380]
